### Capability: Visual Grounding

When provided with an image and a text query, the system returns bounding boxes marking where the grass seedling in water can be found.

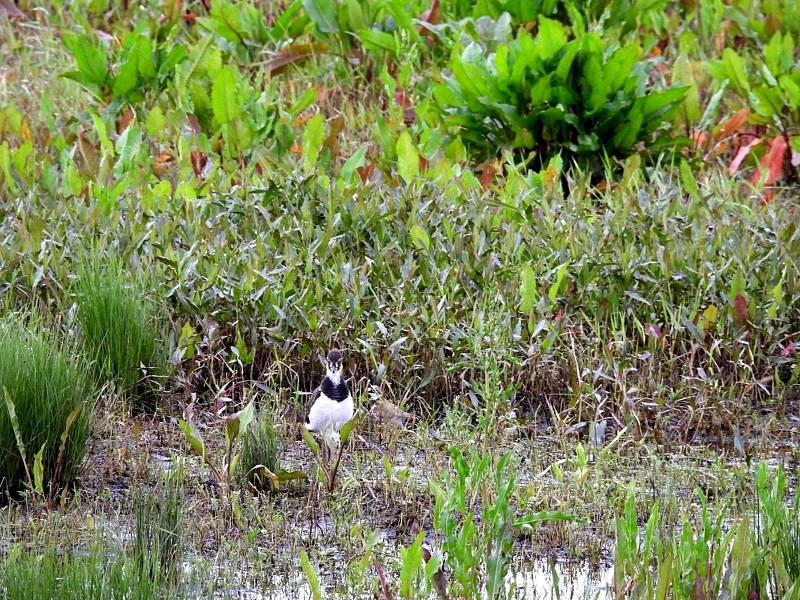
[613,470,800,599]
[179,400,255,522]
[428,448,582,600]
[0,545,168,600]
[302,415,359,493]
[133,466,184,588]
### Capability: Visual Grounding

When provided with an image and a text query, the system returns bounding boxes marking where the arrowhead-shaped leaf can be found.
[179,419,206,460]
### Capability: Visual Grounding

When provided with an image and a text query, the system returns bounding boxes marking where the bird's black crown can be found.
[327,349,342,364]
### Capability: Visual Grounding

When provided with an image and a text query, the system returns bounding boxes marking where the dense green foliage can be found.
[0,0,799,596]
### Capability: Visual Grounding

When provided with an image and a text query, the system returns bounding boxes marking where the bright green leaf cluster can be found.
[435,17,688,169]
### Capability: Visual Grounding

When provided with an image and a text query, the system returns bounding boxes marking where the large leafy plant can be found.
[434,16,688,170]
[63,29,187,104]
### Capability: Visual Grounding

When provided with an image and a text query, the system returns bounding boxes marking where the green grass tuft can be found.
[0,314,95,497]
[238,411,282,491]
[0,545,167,600]
[74,259,166,412]
[133,468,184,587]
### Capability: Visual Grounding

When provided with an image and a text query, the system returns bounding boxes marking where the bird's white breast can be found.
[307,392,354,434]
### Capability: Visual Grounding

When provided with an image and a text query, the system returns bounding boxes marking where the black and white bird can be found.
[305,349,354,436]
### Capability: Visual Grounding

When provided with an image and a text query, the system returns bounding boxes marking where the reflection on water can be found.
[207,559,614,599]
[513,560,614,600]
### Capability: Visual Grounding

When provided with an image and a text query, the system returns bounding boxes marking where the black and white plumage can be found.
[305,349,353,435]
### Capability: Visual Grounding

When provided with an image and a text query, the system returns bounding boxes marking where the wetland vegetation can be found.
[0,0,799,597]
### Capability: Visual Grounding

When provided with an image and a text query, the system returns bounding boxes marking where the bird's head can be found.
[325,349,343,383]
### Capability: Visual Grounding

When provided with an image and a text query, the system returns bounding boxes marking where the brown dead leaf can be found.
[357,160,375,183]
[323,114,345,159]
[714,20,731,52]
[419,0,440,25]
[152,152,175,177]
[692,575,706,600]
[478,159,500,191]
[264,42,329,76]
[190,150,208,179]
[692,130,708,151]
[116,106,135,134]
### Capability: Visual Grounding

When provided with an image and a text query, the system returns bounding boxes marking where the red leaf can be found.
[717,108,749,141]
[419,0,440,25]
[478,160,499,191]
[0,0,23,19]
[751,135,787,188]
[728,137,762,175]
[733,293,749,326]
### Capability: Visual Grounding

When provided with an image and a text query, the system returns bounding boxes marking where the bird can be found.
[305,349,354,438]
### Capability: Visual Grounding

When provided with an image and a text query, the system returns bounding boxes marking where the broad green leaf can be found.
[520,265,537,313]
[33,442,46,495]
[339,415,359,444]
[145,106,166,138]
[535,17,567,62]
[673,54,700,123]
[396,131,419,183]
[549,264,568,301]
[355,29,398,55]
[302,113,325,172]
[410,224,430,251]
[728,271,746,305]
[225,400,255,444]
[514,511,585,527]
[721,48,750,95]
[340,146,367,183]
[63,34,108,87]
[302,425,320,456]
[3,388,29,483]
[399,531,425,598]
[290,87,319,117]
[211,66,242,127]
[605,45,639,94]
[179,419,206,460]
[388,0,420,40]
[768,280,784,319]
[276,469,308,482]
[300,550,323,600]
[57,403,83,475]
[680,159,700,202]
[112,55,139,98]
[302,0,338,33]
[0,142,17,194]
[135,36,156,78]
[113,125,142,178]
